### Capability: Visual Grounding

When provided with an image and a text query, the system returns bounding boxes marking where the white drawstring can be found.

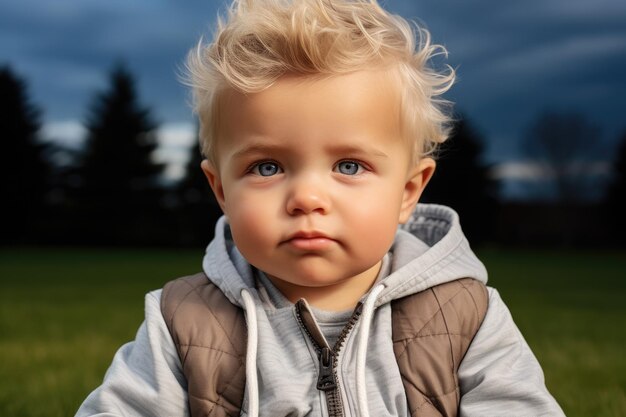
[355,284,385,417]
[241,289,259,417]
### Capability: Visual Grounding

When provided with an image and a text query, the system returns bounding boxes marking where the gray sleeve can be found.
[75,290,189,417]
[458,287,565,417]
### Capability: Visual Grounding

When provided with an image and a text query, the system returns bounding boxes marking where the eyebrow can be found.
[230,142,287,160]
[324,144,390,159]
[230,140,391,160]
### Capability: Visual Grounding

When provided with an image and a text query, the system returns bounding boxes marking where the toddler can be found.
[76,1,564,416]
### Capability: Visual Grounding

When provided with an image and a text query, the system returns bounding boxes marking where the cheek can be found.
[346,198,401,253]
[224,185,273,220]
[346,183,404,223]
[224,190,277,248]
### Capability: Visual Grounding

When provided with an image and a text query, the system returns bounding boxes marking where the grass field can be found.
[0,247,625,416]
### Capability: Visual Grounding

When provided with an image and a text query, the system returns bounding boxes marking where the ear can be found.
[398,157,436,224]
[201,159,227,213]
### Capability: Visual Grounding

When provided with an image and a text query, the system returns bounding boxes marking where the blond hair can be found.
[184,0,455,165]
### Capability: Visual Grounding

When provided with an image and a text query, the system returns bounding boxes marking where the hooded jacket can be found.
[75,204,564,417]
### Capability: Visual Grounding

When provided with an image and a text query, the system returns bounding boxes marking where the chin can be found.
[273,266,344,288]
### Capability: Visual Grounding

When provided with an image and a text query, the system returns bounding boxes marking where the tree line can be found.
[2,63,625,248]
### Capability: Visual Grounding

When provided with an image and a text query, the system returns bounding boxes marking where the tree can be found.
[420,116,499,245]
[524,111,601,203]
[0,65,49,244]
[175,125,222,246]
[605,130,626,242]
[75,64,164,244]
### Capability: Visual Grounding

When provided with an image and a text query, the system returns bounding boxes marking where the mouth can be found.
[283,231,336,251]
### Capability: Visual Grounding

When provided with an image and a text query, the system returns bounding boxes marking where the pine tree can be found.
[524,111,601,203]
[0,65,48,243]
[175,125,222,246]
[76,64,164,244]
[420,116,499,245]
[606,130,626,242]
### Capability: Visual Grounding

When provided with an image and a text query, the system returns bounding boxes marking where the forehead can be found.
[217,70,402,150]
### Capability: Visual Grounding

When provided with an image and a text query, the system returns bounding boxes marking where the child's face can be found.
[203,71,434,306]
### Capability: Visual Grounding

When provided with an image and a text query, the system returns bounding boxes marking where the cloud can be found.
[2,0,626,168]
[41,120,86,149]
[491,160,611,181]
[154,122,197,181]
[41,119,197,180]
[1,0,219,121]
[157,122,197,149]
[483,34,626,80]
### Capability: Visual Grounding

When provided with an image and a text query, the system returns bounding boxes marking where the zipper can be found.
[295,300,363,417]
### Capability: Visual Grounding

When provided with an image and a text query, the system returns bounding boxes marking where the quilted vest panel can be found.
[392,278,488,417]
[161,273,247,417]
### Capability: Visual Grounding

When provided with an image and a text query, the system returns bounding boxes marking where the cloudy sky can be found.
[2,0,625,189]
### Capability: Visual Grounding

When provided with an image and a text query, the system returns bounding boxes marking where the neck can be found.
[267,261,382,312]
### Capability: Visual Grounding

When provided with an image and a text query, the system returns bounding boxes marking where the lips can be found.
[283,231,336,251]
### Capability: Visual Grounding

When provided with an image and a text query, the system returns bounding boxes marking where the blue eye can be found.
[336,160,362,175]
[253,162,281,176]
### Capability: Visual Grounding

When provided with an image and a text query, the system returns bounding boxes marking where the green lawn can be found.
[0,247,624,416]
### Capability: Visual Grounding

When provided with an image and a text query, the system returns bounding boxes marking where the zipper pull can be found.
[316,347,337,391]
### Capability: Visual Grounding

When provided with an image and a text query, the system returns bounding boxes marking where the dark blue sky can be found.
[2,0,625,187]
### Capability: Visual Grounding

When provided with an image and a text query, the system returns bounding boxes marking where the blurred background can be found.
[1,0,625,416]
[1,0,626,247]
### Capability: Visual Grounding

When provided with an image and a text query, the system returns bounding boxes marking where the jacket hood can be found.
[375,203,488,306]
[202,203,488,308]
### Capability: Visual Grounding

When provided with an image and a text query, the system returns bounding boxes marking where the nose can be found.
[285,175,330,215]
